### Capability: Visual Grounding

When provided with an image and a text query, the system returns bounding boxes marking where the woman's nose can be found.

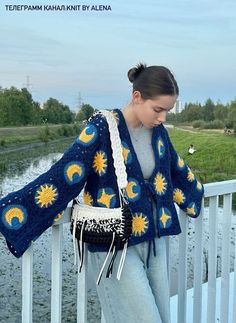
[157,111,167,122]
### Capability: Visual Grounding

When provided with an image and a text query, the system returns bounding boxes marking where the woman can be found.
[0,63,204,323]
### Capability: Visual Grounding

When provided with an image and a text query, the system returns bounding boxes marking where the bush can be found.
[225,119,234,128]
[201,119,224,129]
[72,123,83,135]
[38,125,51,143]
[192,120,205,128]
[57,125,74,137]
[0,139,6,147]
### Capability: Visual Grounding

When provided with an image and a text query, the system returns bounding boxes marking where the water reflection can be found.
[0,153,62,198]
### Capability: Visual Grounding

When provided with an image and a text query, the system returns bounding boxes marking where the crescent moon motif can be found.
[121,141,132,165]
[64,161,85,185]
[157,137,165,158]
[2,205,28,230]
[126,178,141,202]
[76,124,98,146]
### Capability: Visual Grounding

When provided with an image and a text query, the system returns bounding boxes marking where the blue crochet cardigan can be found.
[0,109,204,257]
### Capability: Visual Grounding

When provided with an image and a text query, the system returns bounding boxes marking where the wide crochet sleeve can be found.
[0,115,102,258]
[166,130,204,218]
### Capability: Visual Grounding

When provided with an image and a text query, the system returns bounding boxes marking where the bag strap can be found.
[96,110,128,191]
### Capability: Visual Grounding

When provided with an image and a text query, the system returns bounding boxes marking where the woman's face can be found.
[133,91,177,128]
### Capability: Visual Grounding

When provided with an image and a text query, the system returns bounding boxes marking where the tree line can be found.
[167,98,236,132]
[1,87,235,132]
[0,87,95,126]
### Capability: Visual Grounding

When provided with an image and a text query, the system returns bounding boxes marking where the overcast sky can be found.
[0,0,235,111]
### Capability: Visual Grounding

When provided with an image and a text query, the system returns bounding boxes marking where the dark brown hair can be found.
[127,62,179,99]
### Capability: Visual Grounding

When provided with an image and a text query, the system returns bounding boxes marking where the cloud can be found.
[0,26,63,66]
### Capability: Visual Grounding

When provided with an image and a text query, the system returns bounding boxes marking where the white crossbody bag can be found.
[70,110,132,285]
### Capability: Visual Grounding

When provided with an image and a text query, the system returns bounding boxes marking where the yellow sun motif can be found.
[35,184,58,208]
[93,151,107,175]
[83,191,93,205]
[154,173,167,195]
[132,213,149,236]
[97,188,116,208]
[177,156,185,169]
[187,167,195,182]
[54,210,64,222]
[159,208,172,228]
[173,188,186,204]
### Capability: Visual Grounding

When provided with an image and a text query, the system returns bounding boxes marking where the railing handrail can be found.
[19,178,236,323]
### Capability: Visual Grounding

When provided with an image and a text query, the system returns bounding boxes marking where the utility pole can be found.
[23,75,33,91]
[77,92,83,110]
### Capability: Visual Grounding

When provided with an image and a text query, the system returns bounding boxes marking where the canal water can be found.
[0,154,101,323]
[0,154,235,322]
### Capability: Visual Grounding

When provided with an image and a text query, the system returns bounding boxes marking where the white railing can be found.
[21,179,236,323]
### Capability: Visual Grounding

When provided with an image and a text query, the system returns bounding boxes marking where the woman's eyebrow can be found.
[154,106,174,111]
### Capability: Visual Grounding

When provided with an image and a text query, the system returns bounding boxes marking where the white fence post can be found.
[178,210,188,323]
[22,243,33,323]
[51,224,63,323]
[207,196,218,323]
[233,227,236,323]
[220,193,232,323]
[193,201,204,323]
[77,243,88,323]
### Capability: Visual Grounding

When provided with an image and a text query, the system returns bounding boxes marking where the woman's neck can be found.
[121,104,142,129]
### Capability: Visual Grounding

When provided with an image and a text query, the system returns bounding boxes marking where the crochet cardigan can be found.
[0,109,204,258]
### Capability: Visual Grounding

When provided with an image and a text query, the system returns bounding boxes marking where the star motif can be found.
[160,208,172,228]
[97,189,116,208]
[186,206,196,216]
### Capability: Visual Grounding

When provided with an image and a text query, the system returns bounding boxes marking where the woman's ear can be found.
[132,91,142,105]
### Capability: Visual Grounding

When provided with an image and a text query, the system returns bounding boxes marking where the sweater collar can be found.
[113,108,162,197]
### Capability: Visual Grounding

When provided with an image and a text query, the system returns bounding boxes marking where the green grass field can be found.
[0,124,76,145]
[168,127,236,183]
[0,124,235,184]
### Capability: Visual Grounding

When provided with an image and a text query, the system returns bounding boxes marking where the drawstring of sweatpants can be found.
[146,238,157,269]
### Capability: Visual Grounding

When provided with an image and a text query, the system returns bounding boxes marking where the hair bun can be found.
[127,62,147,83]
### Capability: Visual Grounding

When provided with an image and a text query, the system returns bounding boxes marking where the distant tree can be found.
[202,98,215,122]
[32,102,42,125]
[42,98,74,124]
[228,99,236,131]
[76,104,94,121]
[0,87,35,126]
[179,102,203,122]
[214,102,228,121]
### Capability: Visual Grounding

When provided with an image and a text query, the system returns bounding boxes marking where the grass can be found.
[0,123,83,146]
[168,127,236,211]
[168,127,236,183]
